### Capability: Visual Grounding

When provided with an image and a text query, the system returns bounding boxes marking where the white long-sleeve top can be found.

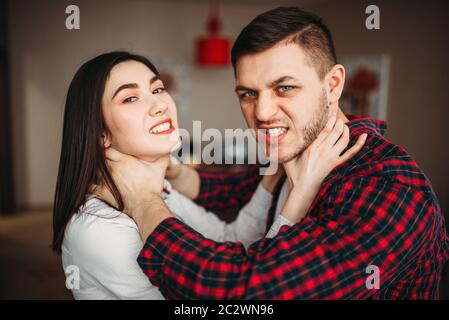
[62,181,291,300]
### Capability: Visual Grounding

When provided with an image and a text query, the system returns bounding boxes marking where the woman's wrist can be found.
[280,186,317,224]
[261,176,277,194]
[169,164,200,199]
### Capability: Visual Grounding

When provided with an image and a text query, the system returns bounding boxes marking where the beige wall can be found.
[8,0,290,208]
[9,0,448,216]
[306,0,449,218]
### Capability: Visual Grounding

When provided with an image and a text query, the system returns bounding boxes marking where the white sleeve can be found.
[67,214,164,300]
[265,215,294,238]
[166,183,273,249]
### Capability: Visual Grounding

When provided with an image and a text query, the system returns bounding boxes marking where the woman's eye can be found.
[152,87,165,94]
[123,96,138,103]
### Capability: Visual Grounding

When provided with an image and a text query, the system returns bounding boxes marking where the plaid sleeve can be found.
[138,175,448,299]
[194,164,262,213]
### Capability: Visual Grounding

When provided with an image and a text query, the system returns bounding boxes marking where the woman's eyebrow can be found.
[149,75,160,85]
[111,76,160,101]
[111,83,138,100]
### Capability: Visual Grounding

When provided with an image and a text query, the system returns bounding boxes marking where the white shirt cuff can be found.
[266,215,294,238]
[243,183,274,218]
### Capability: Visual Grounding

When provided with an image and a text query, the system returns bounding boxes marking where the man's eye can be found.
[123,96,138,103]
[152,87,165,94]
[278,85,294,93]
[241,91,256,99]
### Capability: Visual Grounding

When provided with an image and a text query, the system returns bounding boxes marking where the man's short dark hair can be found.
[231,7,337,79]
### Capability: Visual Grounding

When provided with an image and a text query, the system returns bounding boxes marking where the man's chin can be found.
[266,148,301,165]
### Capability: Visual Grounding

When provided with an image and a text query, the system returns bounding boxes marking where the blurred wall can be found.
[7,0,287,208]
[8,0,448,216]
[307,0,449,221]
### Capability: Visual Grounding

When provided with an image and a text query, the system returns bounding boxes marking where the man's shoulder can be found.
[337,131,432,192]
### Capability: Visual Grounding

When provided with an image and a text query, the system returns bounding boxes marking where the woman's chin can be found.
[137,143,179,162]
[137,152,171,163]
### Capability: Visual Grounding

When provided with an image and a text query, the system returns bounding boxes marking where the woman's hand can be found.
[261,166,285,194]
[164,156,201,199]
[165,155,183,180]
[92,147,169,217]
[281,111,367,224]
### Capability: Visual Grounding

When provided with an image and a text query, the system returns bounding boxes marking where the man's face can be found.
[235,42,330,163]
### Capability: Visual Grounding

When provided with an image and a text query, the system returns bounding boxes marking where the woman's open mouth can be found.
[149,119,175,135]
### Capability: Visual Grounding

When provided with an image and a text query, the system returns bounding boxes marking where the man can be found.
[102,7,449,299]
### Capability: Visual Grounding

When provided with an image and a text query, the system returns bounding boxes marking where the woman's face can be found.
[102,60,180,162]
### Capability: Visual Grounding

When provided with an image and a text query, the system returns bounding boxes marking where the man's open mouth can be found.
[259,126,289,143]
[149,119,175,135]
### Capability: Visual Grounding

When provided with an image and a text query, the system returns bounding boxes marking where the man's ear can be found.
[102,133,111,148]
[325,64,345,105]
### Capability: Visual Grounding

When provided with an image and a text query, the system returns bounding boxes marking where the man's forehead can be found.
[235,74,300,91]
[235,43,310,86]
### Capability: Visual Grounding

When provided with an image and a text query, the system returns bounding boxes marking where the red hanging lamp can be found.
[195,3,230,67]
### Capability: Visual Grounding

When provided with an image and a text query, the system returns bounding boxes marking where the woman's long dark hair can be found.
[52,51,160,253]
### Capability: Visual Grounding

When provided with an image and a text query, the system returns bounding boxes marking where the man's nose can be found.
[148,96,168,117]
[255,94,277,123]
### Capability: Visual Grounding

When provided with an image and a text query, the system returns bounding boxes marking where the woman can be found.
[53,51,363,299]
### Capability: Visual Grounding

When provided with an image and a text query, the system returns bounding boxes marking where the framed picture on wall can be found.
[339,55,390,120]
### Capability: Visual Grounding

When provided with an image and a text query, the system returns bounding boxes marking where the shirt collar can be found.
[346,114,388,137]
[321,114,388,185]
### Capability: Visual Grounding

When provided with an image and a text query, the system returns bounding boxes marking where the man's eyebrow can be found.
[234,76,299,93]
[268,76,298,88]
[234,85,254,92]
[111,76,161,100]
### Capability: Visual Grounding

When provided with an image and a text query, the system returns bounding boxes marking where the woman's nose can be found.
[148,97,168,117]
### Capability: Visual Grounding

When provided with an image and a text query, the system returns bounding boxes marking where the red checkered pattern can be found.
[138,116,449,299]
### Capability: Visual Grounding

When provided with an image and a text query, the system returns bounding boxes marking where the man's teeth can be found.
[150,122,171,133]
[267,128,287,137]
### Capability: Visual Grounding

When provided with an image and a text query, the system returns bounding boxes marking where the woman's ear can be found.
[325,64,345,105]
[102,133,111,148]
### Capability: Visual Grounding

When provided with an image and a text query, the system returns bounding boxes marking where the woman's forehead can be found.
[104,60,156,99]
[107,61,156,87]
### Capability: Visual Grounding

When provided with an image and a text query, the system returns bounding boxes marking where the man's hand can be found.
[92,148,175,239]
[97,147,167,213]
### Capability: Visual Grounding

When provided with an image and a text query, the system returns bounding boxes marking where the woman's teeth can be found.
[267,128,287,137]
[150,122,171,134]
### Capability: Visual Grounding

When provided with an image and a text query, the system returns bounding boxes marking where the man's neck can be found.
[336,106,349,124]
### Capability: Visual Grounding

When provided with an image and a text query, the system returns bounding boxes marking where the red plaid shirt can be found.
[138,116,449,299]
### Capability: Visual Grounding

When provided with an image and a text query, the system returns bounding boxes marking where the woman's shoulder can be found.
[68,196,137,230]
[61,196,163,300]
[63,196,141,260]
